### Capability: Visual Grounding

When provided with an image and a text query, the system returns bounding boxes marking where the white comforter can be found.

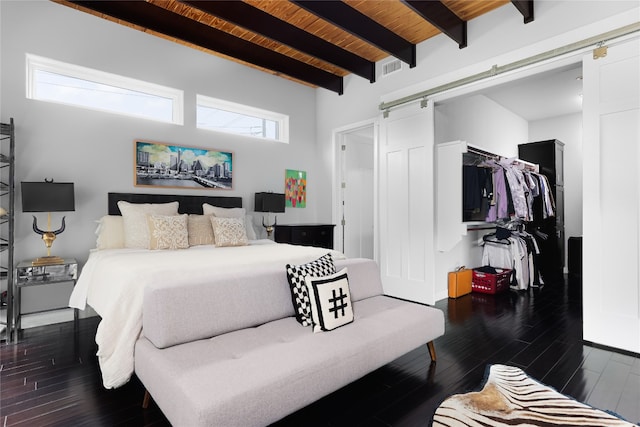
[69,240,345,389]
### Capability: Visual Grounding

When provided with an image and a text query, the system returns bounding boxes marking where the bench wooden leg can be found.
[142,390,151,409]
[427,341,437,362]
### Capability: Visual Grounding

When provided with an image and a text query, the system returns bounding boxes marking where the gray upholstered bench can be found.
[135,258,445,426]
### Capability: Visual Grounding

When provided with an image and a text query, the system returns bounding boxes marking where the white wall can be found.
[0,1,323,266]
[529,112,583,268]
[436,94,529,154]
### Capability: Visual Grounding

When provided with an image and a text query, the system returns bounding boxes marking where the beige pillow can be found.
[210,216,248,247]
[202,204,245,218]
[148,214,189,250]
[95,215,125,250]
[188,214,215,246]
[118,201,179,249]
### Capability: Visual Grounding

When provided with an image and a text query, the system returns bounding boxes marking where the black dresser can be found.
[274,224,335,249]
[518,139,565,280]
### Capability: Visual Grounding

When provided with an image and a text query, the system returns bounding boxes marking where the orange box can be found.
[448,268,473,298]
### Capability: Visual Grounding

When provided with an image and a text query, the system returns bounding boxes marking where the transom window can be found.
[197,95,289,143]
[26,54,183,125]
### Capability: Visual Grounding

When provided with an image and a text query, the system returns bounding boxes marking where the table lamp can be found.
[21,180,75,266]
[254,192,285,237]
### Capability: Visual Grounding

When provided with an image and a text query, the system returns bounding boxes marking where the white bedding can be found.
[69,240,345,389]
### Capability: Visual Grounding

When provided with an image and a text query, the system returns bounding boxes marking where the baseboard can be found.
[582,340,640,358]
[21,309,74,329]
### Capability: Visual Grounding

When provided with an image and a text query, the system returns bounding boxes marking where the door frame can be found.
[331,118,379,262]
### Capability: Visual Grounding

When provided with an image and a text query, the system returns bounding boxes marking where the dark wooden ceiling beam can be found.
[511,0,534,23]
[291,0,416,68]
[179,0,375,83]
[401,0,467,49]
[67,0,344,94]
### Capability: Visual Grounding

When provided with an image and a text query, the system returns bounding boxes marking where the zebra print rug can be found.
[433,364,637,426]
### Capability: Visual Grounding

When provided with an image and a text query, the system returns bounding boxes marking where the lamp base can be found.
[262,214,277,238]
[32,256,65,266]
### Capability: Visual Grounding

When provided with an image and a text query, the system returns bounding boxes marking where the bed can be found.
[69,193,345,389]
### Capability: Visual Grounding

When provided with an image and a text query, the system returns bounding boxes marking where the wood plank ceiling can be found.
[55,0,534,95]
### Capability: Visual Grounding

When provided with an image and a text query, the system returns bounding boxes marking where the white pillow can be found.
[118,201,179,249]
[244,214,257,240]
[187,214,215,246]
[305,268,353,333]
[202,204,245,219]
[148,214,189,250]
[95,215,125,250]
[210,216,249,247]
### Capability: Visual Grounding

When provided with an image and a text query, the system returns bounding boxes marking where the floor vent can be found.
[382,59,402,77]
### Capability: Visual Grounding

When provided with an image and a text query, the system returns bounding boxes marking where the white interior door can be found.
[378,101,435,304]
[340,131,374,259]
[582,38,640,353]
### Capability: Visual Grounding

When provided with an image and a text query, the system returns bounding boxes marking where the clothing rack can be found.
[466,144,539,173]
[467,145,500,160]
[463,143,553,225]
[483,235,511,245]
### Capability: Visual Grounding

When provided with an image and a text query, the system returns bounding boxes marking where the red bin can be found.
[472,268,512,294]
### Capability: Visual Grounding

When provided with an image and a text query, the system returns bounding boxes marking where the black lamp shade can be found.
[255,192,285,213]
[21,182,75,212]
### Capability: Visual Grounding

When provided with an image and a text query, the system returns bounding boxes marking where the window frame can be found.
[26,54,184,125]
[196,94,289,143]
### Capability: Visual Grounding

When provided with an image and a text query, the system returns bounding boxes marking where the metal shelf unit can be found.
[1,118,15,342]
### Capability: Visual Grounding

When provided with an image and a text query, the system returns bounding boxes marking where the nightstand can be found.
[274,224,335,249]
[15,258,78,331]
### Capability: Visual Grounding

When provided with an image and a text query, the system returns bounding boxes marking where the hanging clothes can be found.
[481,224,539,291]
[486,166,509,222]
[523,172,537,221]
[462,162,494,222]
[463,165,492,213]
[500,159,529,221]
[537,173,555,218]
[512,229,541,289]
[461,148,555,290]
[463,151,555,224]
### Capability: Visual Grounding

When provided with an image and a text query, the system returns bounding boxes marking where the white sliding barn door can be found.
[583,38,640,353]
[378,101,435,304]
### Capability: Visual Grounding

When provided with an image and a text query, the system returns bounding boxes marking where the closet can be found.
[437,141,558,291]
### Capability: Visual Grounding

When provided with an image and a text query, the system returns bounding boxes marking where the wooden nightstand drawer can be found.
[274,224,335,249]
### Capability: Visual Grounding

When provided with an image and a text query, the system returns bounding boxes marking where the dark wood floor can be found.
[1,275,639,426]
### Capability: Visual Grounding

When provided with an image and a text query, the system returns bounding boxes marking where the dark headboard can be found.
[108,192,243,215]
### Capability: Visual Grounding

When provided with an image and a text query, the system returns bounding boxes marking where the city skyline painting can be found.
[134,140,233,190]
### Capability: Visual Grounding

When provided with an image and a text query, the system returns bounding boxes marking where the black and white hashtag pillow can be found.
[286,253,335,326]
[305,268,353,333]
